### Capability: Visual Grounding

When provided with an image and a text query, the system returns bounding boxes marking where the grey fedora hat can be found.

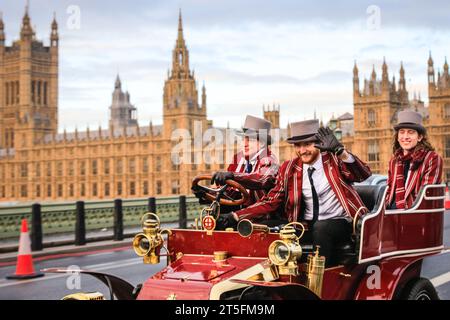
[394,110,426,134]
[286,119,320,144]
[236,115,272,145]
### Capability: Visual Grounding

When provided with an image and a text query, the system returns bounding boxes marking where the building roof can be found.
[43,125,163,143]
[337,112,354,121]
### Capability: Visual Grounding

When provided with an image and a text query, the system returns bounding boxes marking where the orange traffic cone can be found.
[446,186,450,210]
[6,219,44,280]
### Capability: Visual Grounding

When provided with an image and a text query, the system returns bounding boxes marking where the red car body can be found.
[47,184,447,300]
[136,184,447,300]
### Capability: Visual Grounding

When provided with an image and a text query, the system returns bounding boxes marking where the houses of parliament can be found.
[0,9,449,204]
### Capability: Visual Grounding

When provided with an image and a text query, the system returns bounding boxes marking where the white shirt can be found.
[236,148,265,173]
[302,153,355,222]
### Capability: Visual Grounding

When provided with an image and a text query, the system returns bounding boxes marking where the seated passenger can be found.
[193,115,279,212]
[386,110,443,209]
[219,119,371,266]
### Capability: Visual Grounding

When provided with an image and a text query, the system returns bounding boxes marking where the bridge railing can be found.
[0,196,202,250]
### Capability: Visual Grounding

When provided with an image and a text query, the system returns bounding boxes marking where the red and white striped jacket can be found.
[386,150,443,209]
[227,148,279,207]
[235,151,372,222]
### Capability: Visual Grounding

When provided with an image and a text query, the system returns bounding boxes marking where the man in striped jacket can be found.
[386,110,443,209]
[194,115,279,212]
[224,119,372,266]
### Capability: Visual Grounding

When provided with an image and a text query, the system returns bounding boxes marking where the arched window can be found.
[15,81,19,104]
[104,183,110,197]
[156,180,162,195]
[43,82,48,105]
[10,82,14,105]
[5,82,9,105]
[444,104,450,118]
[368,140,380,162]
[368,109,376,126]
[37,81,42,104]
[171,180,180,194]
[31,81,36,103]
[143,181,149,195]
[445,137,450,159]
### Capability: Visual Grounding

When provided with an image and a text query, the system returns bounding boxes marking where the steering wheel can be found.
[191,175,250,206]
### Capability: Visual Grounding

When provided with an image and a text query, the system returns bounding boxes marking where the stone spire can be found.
[444,57,449,75]
[371,64,377,81]
[50,12,58,46]
[171,9,190,79]
[353,61,359,95]
[369,65,376,95]
[115,74,121,89]
[428,51,434,67]
[109,75,137,129]
[201,81,207,109]
[20,3,33,41]
[177,9,185,48]
[0,12,5,45]
[399,61,406,91]
[382,57,389,87]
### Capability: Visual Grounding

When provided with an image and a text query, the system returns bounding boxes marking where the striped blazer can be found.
[235,151,372,222]
[386,150,443,209]
[227,148,279,207]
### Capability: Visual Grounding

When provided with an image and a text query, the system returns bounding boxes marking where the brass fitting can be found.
[213,251,228,262]
[133,213,171,264]
[306,246,326,297]
[62,292,104,300]
[268,223,304,276]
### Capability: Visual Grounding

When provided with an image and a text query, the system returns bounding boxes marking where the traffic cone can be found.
[6,219,44,280]
[446,187,450,210]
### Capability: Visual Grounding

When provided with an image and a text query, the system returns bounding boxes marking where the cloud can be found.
[2,1,450,131]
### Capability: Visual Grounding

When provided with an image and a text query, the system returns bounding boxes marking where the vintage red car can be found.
[44,175,447,300]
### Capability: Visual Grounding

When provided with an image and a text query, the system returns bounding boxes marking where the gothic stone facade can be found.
[0,11,293,203]
[0,11,447,204]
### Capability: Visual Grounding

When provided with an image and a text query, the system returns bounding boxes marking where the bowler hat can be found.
[394,110,426,134]
[236,115,272,145]
[286,119,320,144]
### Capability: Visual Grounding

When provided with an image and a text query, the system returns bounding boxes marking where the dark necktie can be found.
[245,161,253,173]
[403,160,411,184]
[307,167,319,223]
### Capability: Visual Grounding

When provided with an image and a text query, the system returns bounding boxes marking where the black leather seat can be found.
[333,185,387,265]
[353,185,385,213]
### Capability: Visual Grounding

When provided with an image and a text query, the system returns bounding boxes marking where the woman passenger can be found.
[386,110,443,209]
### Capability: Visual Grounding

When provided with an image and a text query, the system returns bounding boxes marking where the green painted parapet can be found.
[0,196,203,240]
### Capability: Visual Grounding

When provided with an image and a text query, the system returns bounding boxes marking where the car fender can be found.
[42,268,137,300]
[353,257,423,300]
[230,279,321,300]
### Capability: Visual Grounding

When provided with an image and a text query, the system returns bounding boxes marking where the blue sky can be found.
[2,0,450,131]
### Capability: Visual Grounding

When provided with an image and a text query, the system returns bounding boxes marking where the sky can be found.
[1,0,450,131]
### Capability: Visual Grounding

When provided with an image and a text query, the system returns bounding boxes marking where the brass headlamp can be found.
[268,222,305,276]
[133,213,171,264]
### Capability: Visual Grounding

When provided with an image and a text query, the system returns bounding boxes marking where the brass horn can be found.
[237,219,269,237]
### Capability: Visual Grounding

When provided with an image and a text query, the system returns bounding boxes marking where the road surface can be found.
[0,212,449,300]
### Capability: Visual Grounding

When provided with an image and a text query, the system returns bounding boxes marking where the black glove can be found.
[211,171,234,185]
[314,127,344,155]
[216,213,238,230]
[191,187,210,205]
